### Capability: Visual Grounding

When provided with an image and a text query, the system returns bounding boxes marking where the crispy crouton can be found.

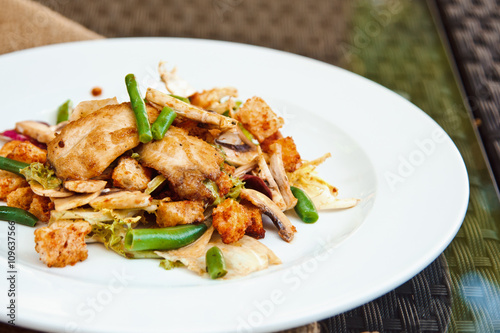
[156,200,205,227]
[112,156,152,191]
[212,199,251,244]
[4,141,47,164]
[190,87,238,110]
[222,163,235,176]
[0,141,22,157]
[0,170,28,200]
[6,187,34,211]
[215,171,233,198]
[29,195,55,222]
[260,131,283,152]
[235,97,284,143]
[261,134,302,172]
[241,200,265,239]
[34,221,91,267]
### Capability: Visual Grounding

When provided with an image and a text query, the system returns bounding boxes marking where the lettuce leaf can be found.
[20,162,62,189]
[88,216,161,259]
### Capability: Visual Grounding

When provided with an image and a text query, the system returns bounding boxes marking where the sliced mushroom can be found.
[53,191,101,211]
[256,154,286,210]
[146,88,237,130]
[269,144,298,210]
[15,121,55,144]
[29,181,73,198]
[90,191,152,210]
[240,189,295,242]
[241,175,273,199]
[215,127,251,152]
[64,180,107,193]
[215,127,259,166]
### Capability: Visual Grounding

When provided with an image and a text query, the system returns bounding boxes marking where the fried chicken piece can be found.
[5,186,53,222]
[261,133,301,172]
[6,187,34,211]
[212,199,252,244]
[70,97,118,121]
[156,200,205,227]
[0,170,28,200]
[241,200,265,239]
[215,171,233,198]
[34,221,91,267]
[1,140,47,164]
[175,119,220,143]
[235,97,284,143]
[112,156,152,191]
[29,195,55,222]
[137,126,224,201]
[0,141,21,157]
[48,102,159,180]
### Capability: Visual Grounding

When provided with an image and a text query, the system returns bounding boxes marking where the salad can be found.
[0,63,358,279]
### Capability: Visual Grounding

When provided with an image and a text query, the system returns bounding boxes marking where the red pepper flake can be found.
[91,87,102,96]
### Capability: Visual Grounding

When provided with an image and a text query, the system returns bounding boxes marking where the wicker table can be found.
[1,0,500,332]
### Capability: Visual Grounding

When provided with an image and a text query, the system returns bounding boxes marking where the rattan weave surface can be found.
[435,0,500,186]
[7,0,500,332]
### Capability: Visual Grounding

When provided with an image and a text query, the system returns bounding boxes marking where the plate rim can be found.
[0,37,469,333]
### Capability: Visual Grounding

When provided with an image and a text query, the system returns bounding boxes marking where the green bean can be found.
[170,95,190,104]
[0,206,38,227]
[124,224,207,251]
[56,99,72,124]
[0,157,29,176]
[125,74,153,143]
[151,106,177,140]
[290,186,319,223]
[206,246,227,279]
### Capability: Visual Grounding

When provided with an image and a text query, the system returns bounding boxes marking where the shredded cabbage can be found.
[288,154,358,210]
[145,174,166,194]
[20,162,62,189]
[89,216,161,259]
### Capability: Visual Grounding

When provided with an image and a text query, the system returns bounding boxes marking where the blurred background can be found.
[2,0,500,332]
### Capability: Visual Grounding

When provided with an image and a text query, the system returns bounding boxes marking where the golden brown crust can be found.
[1,140,47,164]
[235,97,284,143]
[156,200,205,227]
[137,126,224,201]
[261,134,301,173]
[29,195,54,223]
[0,170,28,200]
[215,171,233,198]
[47,103,159,180]
[212,199,251,244]
[6,187,33,211]
[241,200,265,239]
[34,221,91,267]
[112,157,152,191]
[175,119,220,143]
[0,141,21,157]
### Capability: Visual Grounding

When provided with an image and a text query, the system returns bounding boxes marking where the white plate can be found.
[0,38,468,333]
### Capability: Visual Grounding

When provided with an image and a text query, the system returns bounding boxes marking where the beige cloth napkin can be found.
[0,0,102,55]
[0,1,321,332]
